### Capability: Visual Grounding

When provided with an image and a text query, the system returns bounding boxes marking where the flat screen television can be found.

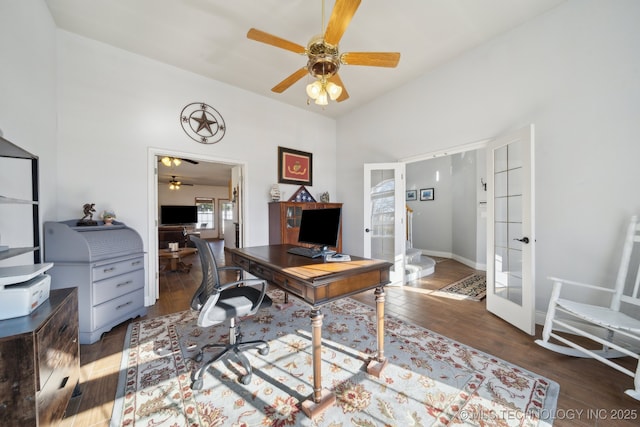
[297,207,342,250]
[160,205,197,225]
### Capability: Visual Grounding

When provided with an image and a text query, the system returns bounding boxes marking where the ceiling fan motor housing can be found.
[306,36,340,78]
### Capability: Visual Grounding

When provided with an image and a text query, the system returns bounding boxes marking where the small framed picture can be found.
[406,190,417,201]
[420,188,434,201]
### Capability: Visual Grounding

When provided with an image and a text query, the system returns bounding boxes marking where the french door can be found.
[486,125,535,335]
[363,163,405,286]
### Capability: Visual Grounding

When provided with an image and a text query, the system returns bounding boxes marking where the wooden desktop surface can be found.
[228,244,392,306]
[228,244,392,418]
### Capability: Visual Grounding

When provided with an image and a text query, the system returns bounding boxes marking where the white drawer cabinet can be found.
[93,268,143,305]
[44,221,147,344]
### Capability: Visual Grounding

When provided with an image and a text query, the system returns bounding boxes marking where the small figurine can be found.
[320,192,330,203]
[270,184,281,202]
[101,210,116,226]
[77,203,98,226]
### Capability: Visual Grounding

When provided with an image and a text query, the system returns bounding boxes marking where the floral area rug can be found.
[111,289,557,426]
[435,274,487,301]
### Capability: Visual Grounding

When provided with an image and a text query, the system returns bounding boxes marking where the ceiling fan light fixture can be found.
[161,156,182,167]
[307,77,340,106]
[326,81,342,100]
[315,91,329,106]
[306,80,323,98]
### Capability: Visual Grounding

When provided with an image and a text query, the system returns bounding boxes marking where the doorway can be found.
[404,147,487,271]
[147,148,245,304]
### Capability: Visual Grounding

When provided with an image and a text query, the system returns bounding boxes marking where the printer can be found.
[0,263,53,320]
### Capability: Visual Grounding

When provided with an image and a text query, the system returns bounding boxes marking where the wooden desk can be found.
[228,244,392,418]
[158,247,197,272]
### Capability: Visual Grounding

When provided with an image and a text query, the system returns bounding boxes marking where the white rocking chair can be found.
[536,215,640,400]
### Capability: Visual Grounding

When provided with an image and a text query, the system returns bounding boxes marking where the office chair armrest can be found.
[218,265,246,279]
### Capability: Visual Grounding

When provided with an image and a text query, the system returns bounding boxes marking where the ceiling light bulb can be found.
[326,82,342,100]
[306,80,322,99]
[161,157,172,167]
[315,90,328,106]
[173,158,181,166]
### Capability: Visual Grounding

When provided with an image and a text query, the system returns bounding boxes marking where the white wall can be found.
[336,0,640,311]
[406,157,453,254]
[54,30,337,261]
[0,0,58,266]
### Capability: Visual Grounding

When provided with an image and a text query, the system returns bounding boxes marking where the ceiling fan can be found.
[159,156,199,167]
[247,0,400,105]
[168,176,193,190]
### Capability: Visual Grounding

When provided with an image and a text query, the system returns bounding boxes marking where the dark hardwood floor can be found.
[61,241,639,426]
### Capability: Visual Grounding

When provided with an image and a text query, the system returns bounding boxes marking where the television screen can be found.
[297,207,342,249]
[160,205,197,225]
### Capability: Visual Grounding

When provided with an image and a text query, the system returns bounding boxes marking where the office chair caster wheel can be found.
[194,352,203,363]
[259,346,270,356]
[191,378,203,390]
[239,374,252,385]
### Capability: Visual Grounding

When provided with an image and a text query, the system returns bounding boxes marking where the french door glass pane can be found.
[493,140,523,305]
[370,169,395,264]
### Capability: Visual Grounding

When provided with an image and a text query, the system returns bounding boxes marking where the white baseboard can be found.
[417,249,486,271]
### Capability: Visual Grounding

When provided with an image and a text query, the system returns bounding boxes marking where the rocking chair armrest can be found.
[547,276,617,293]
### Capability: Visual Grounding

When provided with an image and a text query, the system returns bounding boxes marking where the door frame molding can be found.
[400,138,489,165]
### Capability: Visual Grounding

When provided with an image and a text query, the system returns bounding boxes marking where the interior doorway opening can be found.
[399,139,489,300]
[147,148,245,304]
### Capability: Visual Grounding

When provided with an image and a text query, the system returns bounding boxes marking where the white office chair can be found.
[189,236,272,390]
[536,215,640,400]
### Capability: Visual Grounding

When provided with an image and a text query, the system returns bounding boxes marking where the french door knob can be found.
[365,228,370,233]
[514,237,530,244]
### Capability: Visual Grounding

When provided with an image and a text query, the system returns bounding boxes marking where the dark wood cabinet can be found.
[0,288,80,426]
[268,202,343,252]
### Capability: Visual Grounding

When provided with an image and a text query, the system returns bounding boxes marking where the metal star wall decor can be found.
[180,102,226,144]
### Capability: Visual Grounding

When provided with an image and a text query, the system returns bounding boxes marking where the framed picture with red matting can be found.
[278,146,312,185]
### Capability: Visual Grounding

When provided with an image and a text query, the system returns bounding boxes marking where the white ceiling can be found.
[45,0,566,120]
[46,0,566,187]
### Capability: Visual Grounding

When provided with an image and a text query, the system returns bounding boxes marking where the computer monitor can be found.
[297,207,342,251]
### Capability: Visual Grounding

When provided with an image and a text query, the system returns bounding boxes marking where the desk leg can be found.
[301,308,335,418]
[275,291,293,310]
[367,286,388,377]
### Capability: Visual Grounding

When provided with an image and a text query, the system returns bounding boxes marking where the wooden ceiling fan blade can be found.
[328,74,349,102]
[324,0,361,46]
[271,67,309,93]
[340,52,401,68]
[247,28,306,54]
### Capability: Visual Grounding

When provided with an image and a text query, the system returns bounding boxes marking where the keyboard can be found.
[287,246,323,258]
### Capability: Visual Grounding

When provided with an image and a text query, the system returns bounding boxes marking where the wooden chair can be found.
[536,215,640,400]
